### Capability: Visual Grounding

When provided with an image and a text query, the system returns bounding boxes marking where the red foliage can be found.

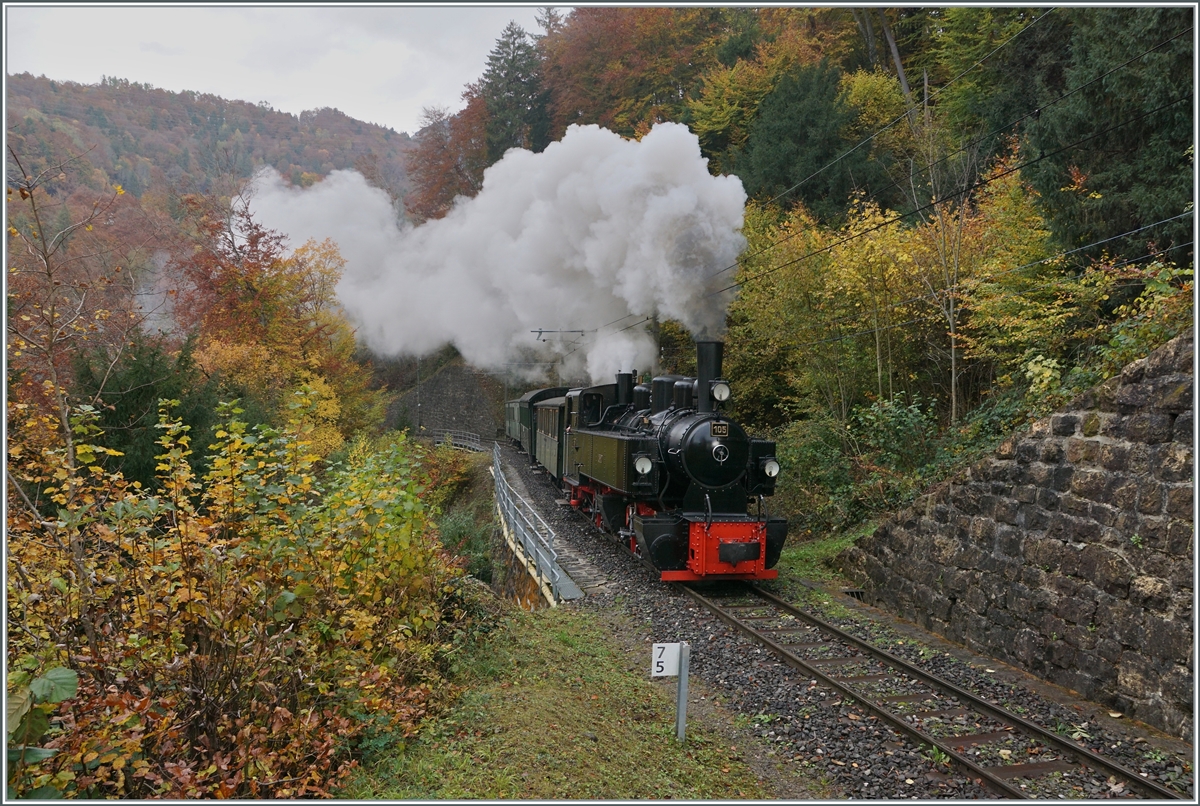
[169,196,288,341]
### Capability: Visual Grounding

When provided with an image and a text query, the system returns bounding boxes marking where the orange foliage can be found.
[404,84,489,222]
[541,7,725,138]
[6,146,179,461]
[169,201,384,448]
[7,395,469,798]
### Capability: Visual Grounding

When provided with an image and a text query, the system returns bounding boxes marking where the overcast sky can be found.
[5,4,549,135]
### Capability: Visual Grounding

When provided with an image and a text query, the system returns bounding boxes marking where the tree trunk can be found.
[877,10,913,115]
[851,8,879,67]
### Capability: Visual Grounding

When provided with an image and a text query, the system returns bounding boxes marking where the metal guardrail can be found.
[430,428,484,452]
[492,443,570,605]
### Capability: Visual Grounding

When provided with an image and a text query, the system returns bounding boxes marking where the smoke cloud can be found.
[249,122,746,382]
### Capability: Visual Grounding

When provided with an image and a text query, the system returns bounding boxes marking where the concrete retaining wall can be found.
[490,523,549,610]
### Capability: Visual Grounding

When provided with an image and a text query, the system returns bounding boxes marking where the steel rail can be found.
[678,583,1184,800]
[748,585,1185,801]
[680,584,1030,799]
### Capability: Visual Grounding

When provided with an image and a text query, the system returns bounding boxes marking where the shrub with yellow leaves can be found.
[7,387,490,798]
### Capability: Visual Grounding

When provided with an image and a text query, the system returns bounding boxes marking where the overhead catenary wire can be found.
[548,215,1193,374]
[534,24,1192,374]
[536,18,1189,351]
[546,215,1192,372]
[550,315,653,366]
[708,92,1194,296]
[711,20,1193,279]
[845,24,1197,229]
[534,9,1065,342]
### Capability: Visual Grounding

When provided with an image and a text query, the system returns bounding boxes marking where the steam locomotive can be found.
[506,340,787,582]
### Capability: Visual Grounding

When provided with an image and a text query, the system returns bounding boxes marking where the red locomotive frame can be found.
[569,479,777,582]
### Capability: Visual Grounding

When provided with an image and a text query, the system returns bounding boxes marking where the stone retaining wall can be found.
[387,361,504,439]
[490,523,549,610]
[839,331,1193,737]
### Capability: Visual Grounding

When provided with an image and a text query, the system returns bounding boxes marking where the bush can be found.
[772,416,855,536]
[438,507,496,584]
[773,396,941,537]
[71,333,222,491]
[851,394,938,474]
[6,389,493,798]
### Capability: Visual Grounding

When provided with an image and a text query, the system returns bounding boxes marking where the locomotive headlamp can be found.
[762,458,781,478]
[635,456,654,475]
[711,381,731,402]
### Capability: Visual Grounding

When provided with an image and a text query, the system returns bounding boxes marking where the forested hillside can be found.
[4,5,1193,798]
[412,5,1192,534]
[7,72,413,200]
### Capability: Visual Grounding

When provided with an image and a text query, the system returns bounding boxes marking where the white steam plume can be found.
[249,122,746,383]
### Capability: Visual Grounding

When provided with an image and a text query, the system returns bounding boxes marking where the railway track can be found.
[678,582,1186,800]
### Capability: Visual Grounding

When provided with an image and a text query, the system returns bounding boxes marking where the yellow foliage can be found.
[293,371,345,457]
[195,337,281,389]
[839,69,915,158]
[195,237,386,442]
[688,60,775,161]
[6,392,471,798]
[687,9,855,172]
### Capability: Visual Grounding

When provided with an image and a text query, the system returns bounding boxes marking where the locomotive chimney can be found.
[696,340,723,413]
[616,371,634,406]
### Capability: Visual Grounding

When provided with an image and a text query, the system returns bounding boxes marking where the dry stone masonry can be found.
[840,330,1193,738]
[388,361,504,438]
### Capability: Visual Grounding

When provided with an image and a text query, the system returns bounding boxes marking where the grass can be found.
[758,519,879,613]
[341,607,775,799]
[774,519,879,583]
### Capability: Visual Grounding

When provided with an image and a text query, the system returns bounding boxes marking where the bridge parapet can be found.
[430,428,485,452]
[491,444,583,606]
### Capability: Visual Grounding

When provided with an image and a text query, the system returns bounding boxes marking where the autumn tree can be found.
[6,146,171,462]
[1021,6,1194,261]
[540,7,725,138]
[689,9,857,173]
[404,85,489,222]
[72,334,219,488]
[928,7,1065,153]
[734,61,888,220]
[170,194,385,453]
[959,159,1089,378]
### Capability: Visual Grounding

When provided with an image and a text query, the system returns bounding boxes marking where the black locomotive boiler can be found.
[506,340,787,581]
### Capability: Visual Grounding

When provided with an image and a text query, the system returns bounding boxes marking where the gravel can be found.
[498,443,1195,800]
